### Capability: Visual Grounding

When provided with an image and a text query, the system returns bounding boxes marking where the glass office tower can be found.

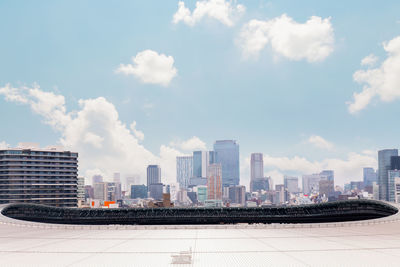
[213,140,239,187]
[378,149,398,201]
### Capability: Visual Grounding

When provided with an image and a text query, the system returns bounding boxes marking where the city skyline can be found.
[1,1,400,188]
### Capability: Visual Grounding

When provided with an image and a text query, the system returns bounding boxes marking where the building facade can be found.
[0,145,78,207]
[176,156,193,189]
[147,165,161,190]
[250,153,263,192]
[388,170,400,202]
[131,185,147,199]
[213,140,239,187]
[228,185,246,206]
[378,149,398,201]
[363,167,377,187]
[207,163,222,201]
[284,176,299,193]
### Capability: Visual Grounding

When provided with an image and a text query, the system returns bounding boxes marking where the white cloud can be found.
[262,151,377,187]
[0,84,195,186]
[130,121,144,141]
[172,0,245,27]
[170,136,207,151]
[116,50,177,87]
[0,141,10,149]
[237,14,334,62]
[361,54,379,67]
[307,135,334,150]
[348,36,400,114]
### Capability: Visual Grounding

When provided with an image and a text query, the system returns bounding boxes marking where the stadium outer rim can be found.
[0,200,399,230]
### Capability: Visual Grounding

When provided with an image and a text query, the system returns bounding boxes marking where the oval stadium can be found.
[1,200,400,266]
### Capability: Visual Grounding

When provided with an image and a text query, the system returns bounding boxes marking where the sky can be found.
[0,0,400,188]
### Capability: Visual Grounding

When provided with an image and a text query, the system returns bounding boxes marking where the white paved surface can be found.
[1,206,400,267]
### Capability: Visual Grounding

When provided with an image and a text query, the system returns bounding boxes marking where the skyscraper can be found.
[388,170,400,202]
[176,156,193,189]
[302,174,323,195]
[147,165,161,191]
[320,170,334,182]
[207,163,222,201]
[378,149,398,201]
[363,167,377,187]
[92,175,103,185]
[391,156,400,170]
[228,185,246,206]
[284,176,299,193]
[213,140,239,187]
[250,153,263,180]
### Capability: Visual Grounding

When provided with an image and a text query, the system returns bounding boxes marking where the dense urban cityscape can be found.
[1,141,399,209]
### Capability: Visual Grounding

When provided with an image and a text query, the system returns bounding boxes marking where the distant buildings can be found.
[77,177,85,202]
[190,151,215,187]
[378,149,398,201]
[214,140,239,187]
[92,175,103,185]
[147,165,161,191]
[149,183,163,200]
[363,167,377,187]
[302,174,322,195]
[250,153,264,192]
[0,144,78,207]
[93,182,122,202]
[131,185,147,199]
[284,176,299,193]
[388,170,400,202]
[207,163,222,201]
[176,156,193,189]
[228,185,246,206]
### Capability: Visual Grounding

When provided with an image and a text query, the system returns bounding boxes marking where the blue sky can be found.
[1,0,400,186]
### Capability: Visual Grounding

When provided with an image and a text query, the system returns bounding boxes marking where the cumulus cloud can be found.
[307,135,334,150]
[348,36,400,114]
[116,50,177,86]
[237,14,334,62]
[130,121,144,142]
[361,54,379,67]
[170,136,207,151]
[172,0,245,27]
[0,141,10,149]
[0,83,205,186]
[262,151,376,187]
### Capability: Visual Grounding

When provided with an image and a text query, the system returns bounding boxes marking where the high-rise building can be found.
[319,180,334,198]
[228,185,246,206]
[131,185,147,199]
[284,176,299,193]
[250,153,263,192]
[93,182,106,200]
[93,182,121,202]
[363,167,377,187]
[196,186,207,203]
[250,153,263,180]
[213,140,239,187]
[207,163,222,200]
[0,145,78,207]
[176,156,193,189]
[77,177,85,202]
[92,175,103,185]
[149,183,163,200]
[302,174,324,195]
[378,149,398,201]
[320,170,334,182]
[147,165,161,191]
[395,178,400,203]
[388,170,400,202]
[391,156,400,170]
[250,177,270,192]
